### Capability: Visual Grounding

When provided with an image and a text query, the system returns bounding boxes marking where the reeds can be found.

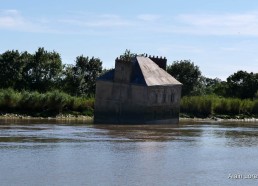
[181,95,258,118]
[0,89,94,116]
[180,96,212,117]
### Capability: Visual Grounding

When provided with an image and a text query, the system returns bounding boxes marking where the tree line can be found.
[167,60,258,118]
[167,60,258,99]
[1,48,257,100]
[0,48,102,97]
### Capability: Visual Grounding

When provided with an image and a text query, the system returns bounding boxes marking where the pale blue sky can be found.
[1,0,258,80]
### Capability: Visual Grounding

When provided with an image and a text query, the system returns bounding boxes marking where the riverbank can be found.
[180,113,258,123]
[0,113,93,121]
[179,117,258,123]
[1,113,258,124]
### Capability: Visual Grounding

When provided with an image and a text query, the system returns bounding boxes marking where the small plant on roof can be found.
[119,49,136,63]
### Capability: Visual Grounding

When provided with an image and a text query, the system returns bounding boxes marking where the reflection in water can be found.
[1,119,258,186]
[94,124,203,142]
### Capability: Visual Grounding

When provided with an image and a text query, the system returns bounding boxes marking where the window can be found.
[171,93,175,103]
[163,93,166,103]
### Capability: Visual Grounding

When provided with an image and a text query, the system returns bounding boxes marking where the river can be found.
[0,119,258,186]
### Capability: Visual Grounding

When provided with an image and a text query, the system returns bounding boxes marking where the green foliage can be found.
[119,49,136,62]
[213,98,241,115]
[27,47,63,92]
[0,48,62,92]
[240,99,254,115]
[0,88,21,109]
[226,70,258,99]
[1,47,258,119]
[0,50,23,88]
[0,89,94,117]
[0,48,102,97]
[19,90,45,111]
[167,60,201,96]
[44,90,71,112]
[180,96,212,117]
[181,96,258,117]
[62,56,102,96]
[253,100,258,115]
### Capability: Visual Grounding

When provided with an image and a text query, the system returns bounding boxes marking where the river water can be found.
[1,119,258,186]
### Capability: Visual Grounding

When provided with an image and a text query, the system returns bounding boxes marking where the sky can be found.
[1,0,258,80]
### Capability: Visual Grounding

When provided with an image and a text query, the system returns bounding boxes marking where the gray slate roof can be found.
[137,56,182,86]
[97,56,182,86]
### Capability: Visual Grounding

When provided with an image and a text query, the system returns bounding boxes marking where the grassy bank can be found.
[0,89,94,118]
[180,95,258,119]
[1,89,258,120]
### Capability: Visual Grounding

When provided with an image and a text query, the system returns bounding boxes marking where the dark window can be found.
[171,93,174,103]
[163,94,166,103]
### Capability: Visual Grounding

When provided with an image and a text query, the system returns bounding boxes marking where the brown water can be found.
[1,119,258,186]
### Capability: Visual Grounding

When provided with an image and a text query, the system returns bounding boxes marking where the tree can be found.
[189,76,221,96]
[25,47,62,92]
[0,50,23,89]
[213,80,228,97]
[63,55,102,96]
[226,70,258,99]
[167,60,201,96]
[16,51,33,90]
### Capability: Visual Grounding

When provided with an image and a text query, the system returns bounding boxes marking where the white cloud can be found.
[0,9,24,28]
[3,9,258,38]
[173,12,258,36]
[0,9,58,33]
[59,14,131,28]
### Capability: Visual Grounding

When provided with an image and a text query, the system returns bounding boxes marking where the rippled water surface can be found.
[1,119,258,186]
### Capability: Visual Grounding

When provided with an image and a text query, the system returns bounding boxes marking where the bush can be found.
[44,90,71,112]
[0,89,95,116]
[253,100,258,116]
[180,96,212,117]
[240,99,253,115]
[181,95,258,117]
[19,91,45,111]
[0,88,21,110]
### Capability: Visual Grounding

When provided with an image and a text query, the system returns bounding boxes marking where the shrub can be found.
[180,96,212,117]
[0,88,21,110]
[253,100,258,116]
[19,91,45,111]
[0,89,95,116]
[240,99,253,115]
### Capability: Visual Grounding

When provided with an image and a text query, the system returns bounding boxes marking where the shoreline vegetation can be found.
[0,89,258,123]
[0,88,94,119]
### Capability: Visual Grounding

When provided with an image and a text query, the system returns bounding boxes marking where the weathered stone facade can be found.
[94,55,182,124]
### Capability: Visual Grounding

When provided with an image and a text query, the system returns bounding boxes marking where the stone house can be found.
[94,55,182,124]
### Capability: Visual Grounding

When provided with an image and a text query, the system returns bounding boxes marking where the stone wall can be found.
[94,81,148,124]
[94,80,182,124]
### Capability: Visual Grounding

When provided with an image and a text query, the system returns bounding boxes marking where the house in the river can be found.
[94,55,182,124]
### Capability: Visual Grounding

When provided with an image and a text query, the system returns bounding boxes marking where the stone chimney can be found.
[114,57,133,83]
